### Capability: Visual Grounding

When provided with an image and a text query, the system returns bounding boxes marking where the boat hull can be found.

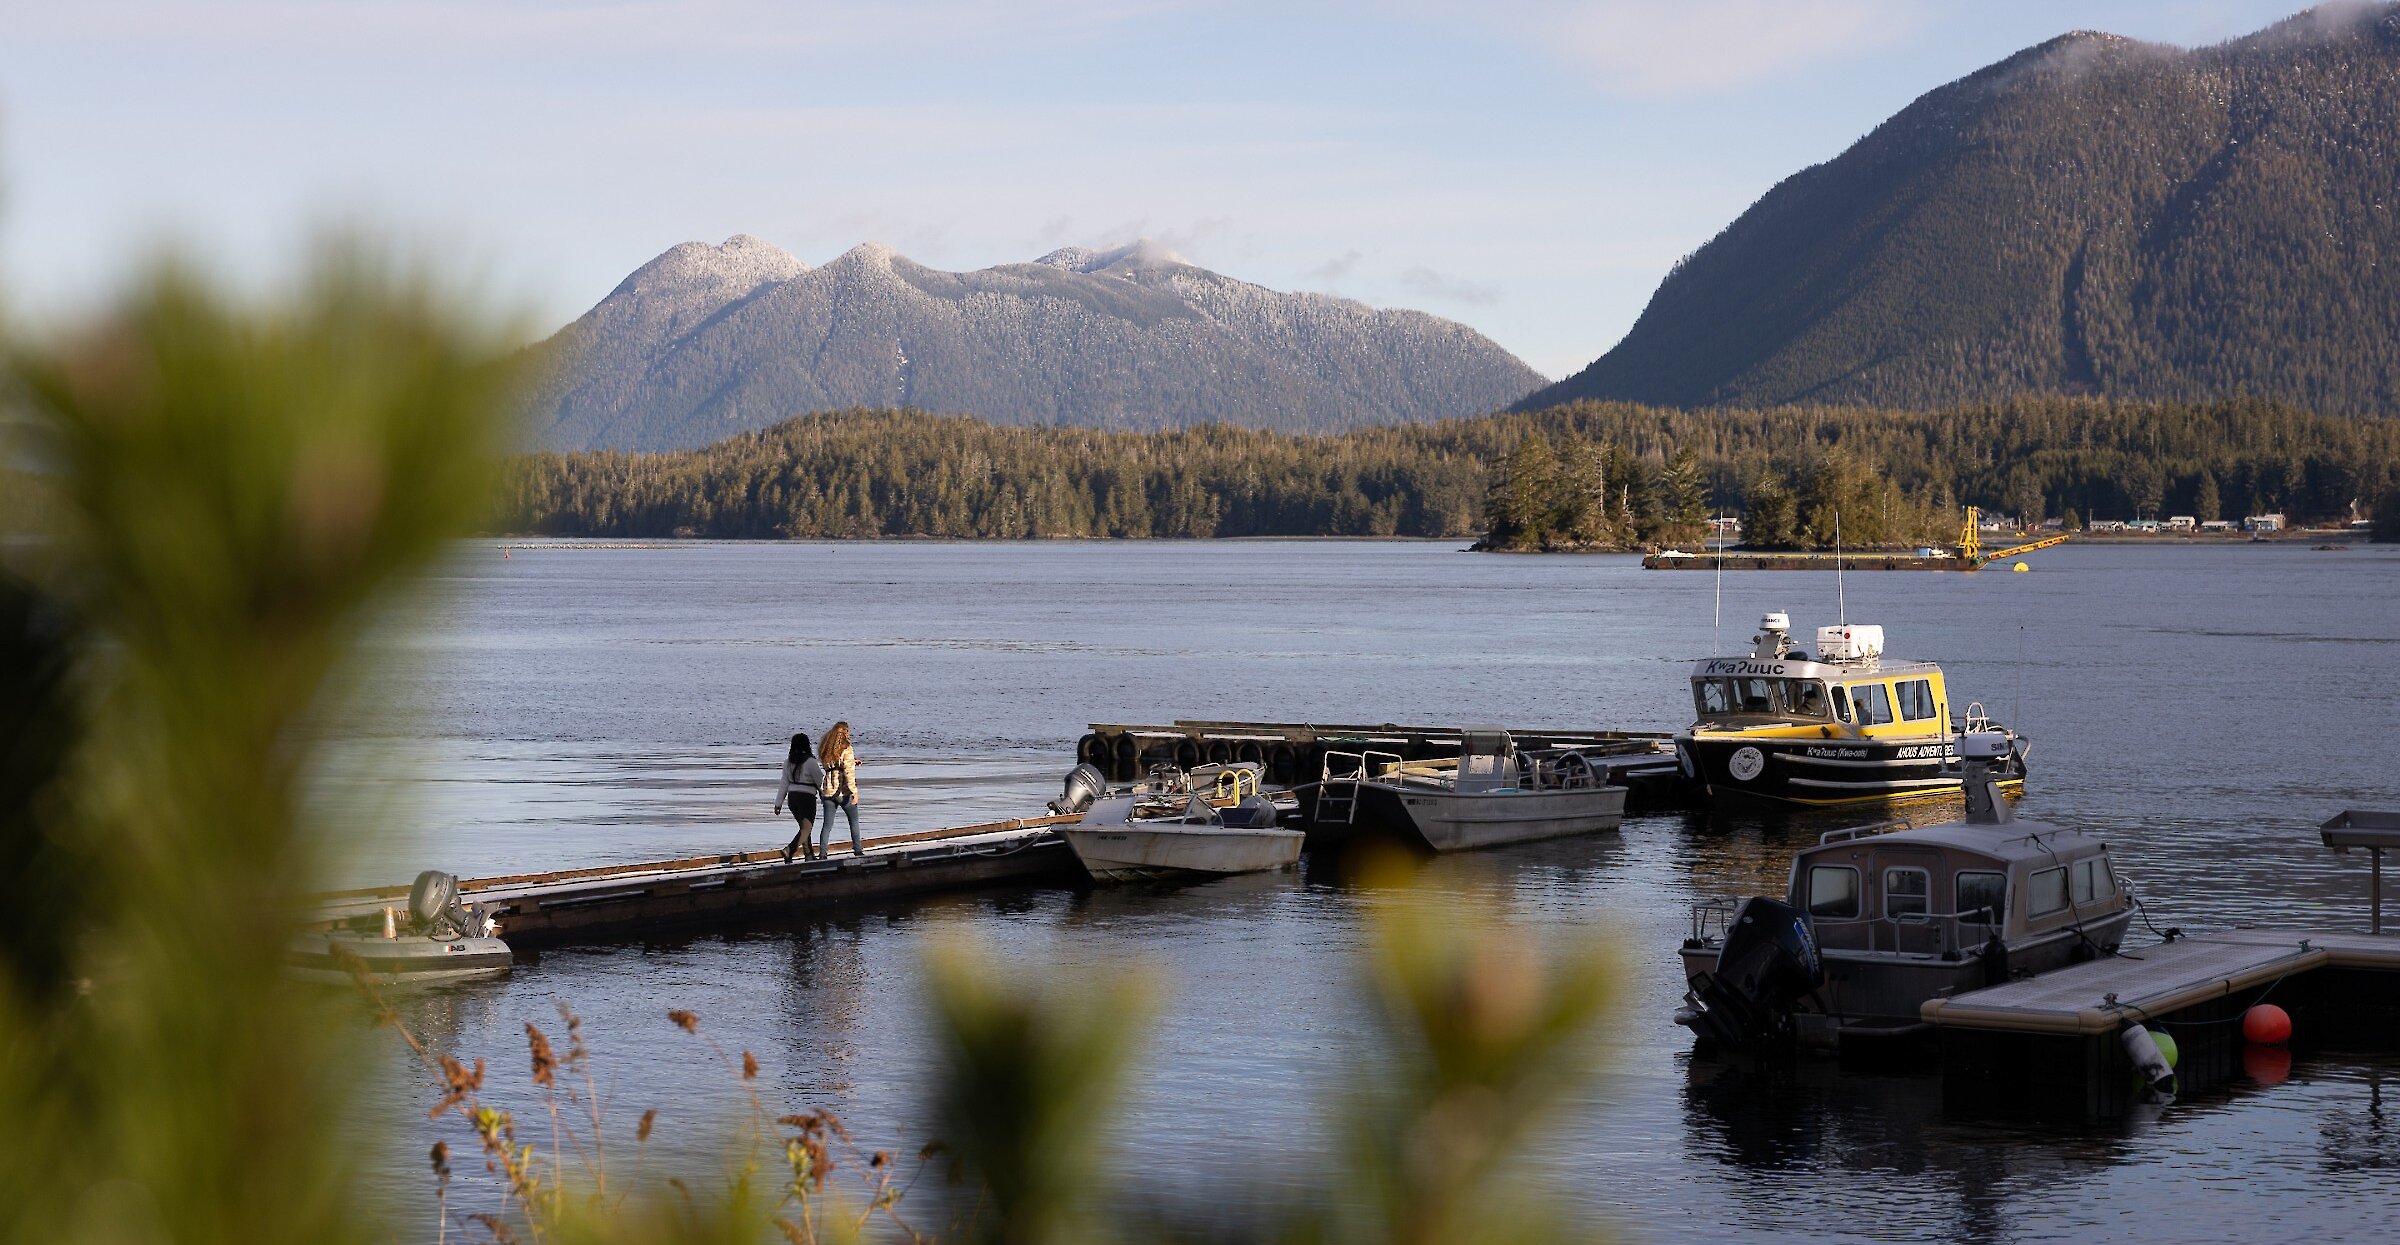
[1350,782,1627,852]
[1679,911,2133,1046]
[1677,734,2025,808]
[1060,826,1303,881]
[288,932,514,984]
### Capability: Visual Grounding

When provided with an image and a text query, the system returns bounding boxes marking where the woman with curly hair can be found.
[816,720,863,857]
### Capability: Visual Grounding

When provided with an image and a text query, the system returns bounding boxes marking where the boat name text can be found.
[1700,660,1792,676]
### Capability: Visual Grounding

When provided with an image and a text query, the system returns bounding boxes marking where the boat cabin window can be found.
[1956,871,2007,925]
[1786,680,1830,719]
[1831,686,1852,723]
[1806,866,1861,919]
[1896,678,1938,722]
[2028,867,2069,917]
[1734,677,1778,714]
[1883,867,1930,918]
[2072,857,2112,905]
[1852,683,1894,727]
[1693,678,1735,717]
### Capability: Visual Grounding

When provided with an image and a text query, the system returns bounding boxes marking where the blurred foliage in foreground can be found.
[0,258,1620,1244]
[0,257,511,1243]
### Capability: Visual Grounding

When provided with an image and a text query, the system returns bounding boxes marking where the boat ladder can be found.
[1316,750,1399,827]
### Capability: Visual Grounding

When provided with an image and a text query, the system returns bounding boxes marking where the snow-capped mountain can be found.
[522,237,1543,451]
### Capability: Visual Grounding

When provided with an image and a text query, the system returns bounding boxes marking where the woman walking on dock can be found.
[818,721,863,857]
[775,732,826,863]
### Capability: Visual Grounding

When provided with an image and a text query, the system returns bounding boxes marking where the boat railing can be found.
[1316,750,1402,827]
[1321,750,1403,784]
[1688,896,1742,944]
[1205,766,1261,803]
[1818,817,1913,844]
[1516,749,1603,791]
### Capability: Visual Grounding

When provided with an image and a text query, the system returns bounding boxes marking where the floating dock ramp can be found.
[314,815,1081,948]
[1923,927,2400,1115]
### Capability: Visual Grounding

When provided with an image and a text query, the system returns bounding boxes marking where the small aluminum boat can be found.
[1314,728,1626,851]
[1060,791,1303,882]
[290,870,512,985]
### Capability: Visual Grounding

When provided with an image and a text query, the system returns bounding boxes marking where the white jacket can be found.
[774,757,826,814]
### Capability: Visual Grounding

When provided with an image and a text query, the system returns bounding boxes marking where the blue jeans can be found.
[818,796,861,855]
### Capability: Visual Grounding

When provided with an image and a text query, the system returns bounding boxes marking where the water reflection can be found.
[350,541,2400,1242]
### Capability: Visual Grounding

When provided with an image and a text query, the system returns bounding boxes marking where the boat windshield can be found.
[1691,677,1832,720]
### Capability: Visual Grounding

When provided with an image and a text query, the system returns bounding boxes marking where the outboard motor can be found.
[1958,732,2016,825]
[407,870,484,939]
[1048,763,1109,815]
[1676,897,1825,1050]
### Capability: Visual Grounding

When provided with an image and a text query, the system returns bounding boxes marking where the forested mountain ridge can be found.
[496,398,2400,544]
[1526,4,2400,418]
[521,237,1545,451]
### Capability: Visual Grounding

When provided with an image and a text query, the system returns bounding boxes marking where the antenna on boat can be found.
[2015,624,2026,731]
[1713,512,1724,654]
[1835,510,1847,625]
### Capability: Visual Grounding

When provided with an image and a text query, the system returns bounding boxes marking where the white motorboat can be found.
[1313,728,1627,851]
[1060,790,1304,882]
[289,870,513,985]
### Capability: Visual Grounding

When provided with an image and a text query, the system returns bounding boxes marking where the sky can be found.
[0,0,2333,379]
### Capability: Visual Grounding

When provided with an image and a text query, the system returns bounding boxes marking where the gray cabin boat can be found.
[1314,728,1627,851]
[1674,734,2133,1051]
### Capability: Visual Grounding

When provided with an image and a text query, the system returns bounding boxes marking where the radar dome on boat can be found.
[1759,612,1791,634]
[1815,624,1884,662]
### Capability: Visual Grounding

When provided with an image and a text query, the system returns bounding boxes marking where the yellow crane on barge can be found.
[1958,506,2073,566]
[1641,506,2072,571]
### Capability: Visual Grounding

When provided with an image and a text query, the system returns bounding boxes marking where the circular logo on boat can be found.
[1727,746,1766,782]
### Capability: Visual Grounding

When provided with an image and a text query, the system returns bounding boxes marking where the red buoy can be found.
[2244,1044,2292,1087]
[2242,1003,2293,1046]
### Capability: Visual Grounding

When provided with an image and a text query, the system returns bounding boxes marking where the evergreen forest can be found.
[496,399,2400,549]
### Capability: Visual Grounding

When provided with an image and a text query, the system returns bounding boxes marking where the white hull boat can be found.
[1317,729,1627,852]
[289,869,512,985]
[1357,782,1629,852]
[288,929,514,985]
[1061,793,1303,881]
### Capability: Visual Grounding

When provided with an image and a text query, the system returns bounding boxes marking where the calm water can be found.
[348,540,2400,1240]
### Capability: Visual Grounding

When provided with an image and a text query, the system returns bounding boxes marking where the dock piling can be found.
[2320,810,2400,933]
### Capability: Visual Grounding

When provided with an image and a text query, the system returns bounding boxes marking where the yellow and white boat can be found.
[1675,613,2025,808]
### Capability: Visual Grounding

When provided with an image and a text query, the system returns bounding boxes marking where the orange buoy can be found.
[2242,1003,2293,1046]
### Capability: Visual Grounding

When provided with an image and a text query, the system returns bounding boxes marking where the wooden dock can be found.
[315,815,1083,948]
[1922,927,2400,1115]
[1921,928,2400,1035]
[1075,720,1690,808]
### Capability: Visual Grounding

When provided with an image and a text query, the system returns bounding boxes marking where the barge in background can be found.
[1646,507,2070,571]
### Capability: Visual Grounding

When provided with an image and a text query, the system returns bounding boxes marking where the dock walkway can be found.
[1921,926,2400,1115]
[1922,928,2400,1035]
[315,815,1081,948]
